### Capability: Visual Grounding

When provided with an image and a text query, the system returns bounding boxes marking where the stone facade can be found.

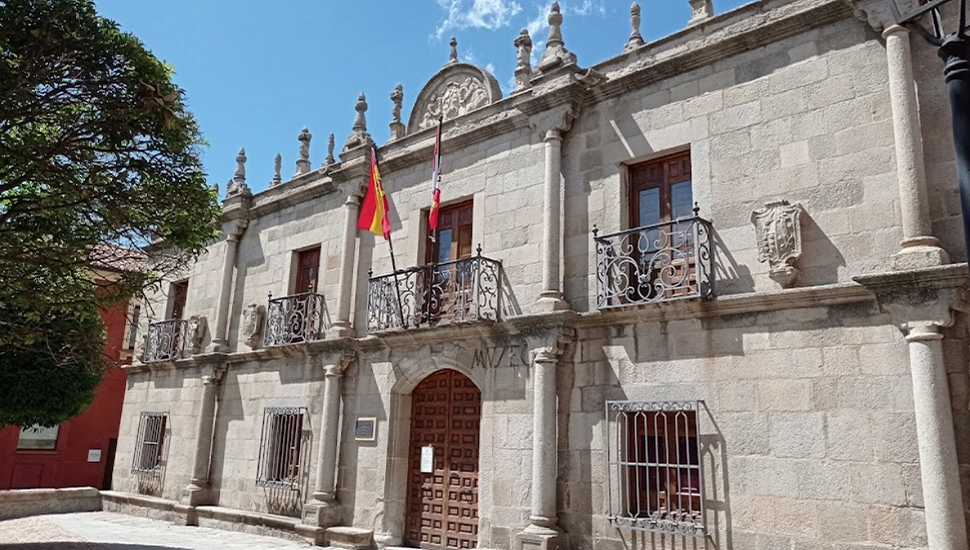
[113,1,970,550]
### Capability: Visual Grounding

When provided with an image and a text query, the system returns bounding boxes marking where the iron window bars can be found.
[367,247,502,333]
[131,412,168,476]
[256,407,307,489]
[142,319,187,363]
[263,291,328,346]
[594,216,713,309]
[606,400,705,537]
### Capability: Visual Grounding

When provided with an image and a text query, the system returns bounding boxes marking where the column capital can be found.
[854,266,969,335]
[529,327,575,365]
[345,193,362,207]
[200,364,227,385]
[882,24,910,38]
[324,349,356,377]
[529,103,579,140]
[224,218,249,242]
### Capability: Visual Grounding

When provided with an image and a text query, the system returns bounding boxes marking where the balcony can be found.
[263,291,328,347]
[594,216,713,309]
[142,319,187,363]
[367,249,503,333]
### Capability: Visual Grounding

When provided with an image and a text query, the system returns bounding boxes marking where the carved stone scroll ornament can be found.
[419,77,490,131]
[407,64,502,134]
[243,303,264,349]
[186,315,208,355]
[751,200,804,288]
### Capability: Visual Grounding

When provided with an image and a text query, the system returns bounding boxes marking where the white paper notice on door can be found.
[420,445,434,473]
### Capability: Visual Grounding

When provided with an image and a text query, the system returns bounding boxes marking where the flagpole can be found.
[372,145,407,329]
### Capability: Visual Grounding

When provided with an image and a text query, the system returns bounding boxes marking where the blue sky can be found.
[94,0,752,195]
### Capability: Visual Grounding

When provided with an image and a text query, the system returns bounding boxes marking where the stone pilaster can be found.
[883,25,949,269]
[301,351,355,531]
[517,329,573,550]
[179,364,226,510]
[329,194,362,338]
[207,220,248,353]
[856,267,969,550]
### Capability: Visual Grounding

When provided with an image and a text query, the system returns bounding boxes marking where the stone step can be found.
[326,526,374,550]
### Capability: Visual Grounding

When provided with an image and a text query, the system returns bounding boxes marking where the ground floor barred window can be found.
[256,407,307,489]
[131,412,167,475]
[606,401,704,536]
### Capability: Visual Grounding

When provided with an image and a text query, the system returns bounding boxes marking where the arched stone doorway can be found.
[404,369,481,549]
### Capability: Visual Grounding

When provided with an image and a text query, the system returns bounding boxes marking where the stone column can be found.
[302,351,355,531]
[180,365,225,509]
[518,331,572,550]
[533,128,570,313]
[883,25,949,269]
[857,269,970,550]
[329,194,361,338]
[208,220,248,353]
[906,323,968,550]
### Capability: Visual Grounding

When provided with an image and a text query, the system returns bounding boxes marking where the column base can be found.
[179,482,210,507]
[172,504,198,526]
[294,523,328,546]
[326,324,356,339]
[205,340,229,353]
[516,524,565,550]
[301,498,343,528]
[892,240,950,270]
[531,292,570,314]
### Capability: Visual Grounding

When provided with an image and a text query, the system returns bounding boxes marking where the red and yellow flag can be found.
[428,117,443,234]
[357,147,391,240]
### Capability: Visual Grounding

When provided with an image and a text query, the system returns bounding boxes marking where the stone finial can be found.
[325,133,336,166]
[343,93,371,152]
[514,29,533,91]
[751,200,804,288]
[625,3,644,51]
[688,0,714,26]
[296,127,312,175]
[271,152,282,186]
[227,147,250,196]
[537,1,577,72]
[447,36,458,65]
[389,84,406,141]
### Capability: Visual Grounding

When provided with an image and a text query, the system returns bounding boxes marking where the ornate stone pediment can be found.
[407,63,502,134]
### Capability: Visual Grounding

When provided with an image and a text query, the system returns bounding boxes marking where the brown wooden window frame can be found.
[293,246,321,295]
[169,280,189,321]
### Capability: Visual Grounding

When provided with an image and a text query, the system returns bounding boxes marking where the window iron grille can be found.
[593,216,713,309]
[131,412,168,475]
[606,400,705,537]
[367,248,502,333]
[142,319,187,362]
[256,407,308,489]
[263,291,328,347]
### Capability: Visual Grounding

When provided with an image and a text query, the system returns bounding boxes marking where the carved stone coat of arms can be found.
[751,200,804,288]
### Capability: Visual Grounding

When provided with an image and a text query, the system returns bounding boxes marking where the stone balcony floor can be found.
[0,512,319,550]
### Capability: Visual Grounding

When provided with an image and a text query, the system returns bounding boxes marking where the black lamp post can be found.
[890,0,970,263]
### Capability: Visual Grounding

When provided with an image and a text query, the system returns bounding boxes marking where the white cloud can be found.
[435,0,524,39]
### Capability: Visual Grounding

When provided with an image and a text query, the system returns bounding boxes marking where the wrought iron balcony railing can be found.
[594,216,713,309]
[264,291,328,347]
[142,319,187,363]
[367,248,503,333]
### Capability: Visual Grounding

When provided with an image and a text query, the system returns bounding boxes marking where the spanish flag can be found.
[358,146,392,240]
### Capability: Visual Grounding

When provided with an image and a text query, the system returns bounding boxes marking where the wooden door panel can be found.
[406,370,480,550]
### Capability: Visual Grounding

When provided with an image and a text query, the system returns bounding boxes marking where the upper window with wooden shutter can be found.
[294,246,321,294]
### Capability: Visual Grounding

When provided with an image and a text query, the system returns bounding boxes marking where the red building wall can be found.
[0,299,130,490]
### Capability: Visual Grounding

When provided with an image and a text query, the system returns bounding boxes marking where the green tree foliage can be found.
[0,0,221,426]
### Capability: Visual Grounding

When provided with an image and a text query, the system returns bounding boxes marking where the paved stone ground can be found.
[0,512,315,550]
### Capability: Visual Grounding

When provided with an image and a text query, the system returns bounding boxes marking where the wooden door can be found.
[629,152,695,299]
[426,202,474,323]
[170,281,188,320]
[295,247,321,294]
[405,370,481,550]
